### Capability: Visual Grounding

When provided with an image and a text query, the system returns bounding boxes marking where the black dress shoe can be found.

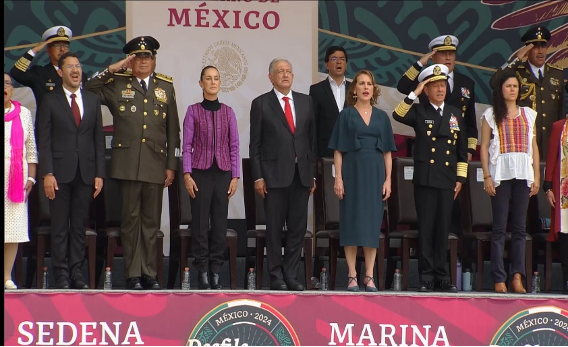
[284,279,304,291]
[418,281,433,292]
[198,272,210,289]
[55,277,70,290]
[210,273,222,290]
[126,277,143,290]
[71,277,88,290]
[141,275,161,290]
[435,280,458,293]
[270,279,287,290]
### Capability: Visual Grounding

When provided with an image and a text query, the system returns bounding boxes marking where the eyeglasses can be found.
[276,70,292,76]
[64,64,82,70]
[330,57,346,62]
[4,81,13,87]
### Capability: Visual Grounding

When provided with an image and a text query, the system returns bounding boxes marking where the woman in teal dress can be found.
[328,70,396,292]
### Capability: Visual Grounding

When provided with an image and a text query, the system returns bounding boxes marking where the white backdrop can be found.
[127,0,319,254]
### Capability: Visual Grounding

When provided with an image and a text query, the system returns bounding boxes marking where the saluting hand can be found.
[419,51,436,66]
[109,54,136,73]
[413,78,430,96]
[516,43,534,62]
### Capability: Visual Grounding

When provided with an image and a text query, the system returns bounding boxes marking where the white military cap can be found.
[428,35,459,51]
[418,64,449,83]
[41,26,72,43]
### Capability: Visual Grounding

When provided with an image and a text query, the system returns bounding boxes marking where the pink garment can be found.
[4,100,24,203]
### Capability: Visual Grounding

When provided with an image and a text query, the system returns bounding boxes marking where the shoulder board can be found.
[547,63,563,71]
[155,72,173,83]
[114,70,132,77]
[517,65,525,69]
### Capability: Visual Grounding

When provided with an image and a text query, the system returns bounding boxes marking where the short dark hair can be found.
[324,46,348,63]
[200,65,219,81]
[58,52,79,69]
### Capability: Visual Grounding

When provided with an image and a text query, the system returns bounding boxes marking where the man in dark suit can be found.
[85,36,180,290]
[10,26,88,117]
[249,58,316,291]
[37,52,105,289]
[309,46,350,158]
[393,64,467,293]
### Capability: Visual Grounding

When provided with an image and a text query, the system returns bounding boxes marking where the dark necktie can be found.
[70,93,81,127]
[140,79,148,94]
[282,96,295,134]
[437,107,443,116]
[538,69,543,83]
[446,78,451,96]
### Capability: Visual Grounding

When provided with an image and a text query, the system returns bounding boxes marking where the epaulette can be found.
[547,63,563,71]
[114,70,132,77]
[155,72,173,83]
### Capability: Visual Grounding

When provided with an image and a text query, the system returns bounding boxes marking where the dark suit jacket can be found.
[393,97,468,190]
[397,62,478,155]
[249,89,316,189]
[309,78,351,158]
[37,88,105,184]
[11,51,88,112]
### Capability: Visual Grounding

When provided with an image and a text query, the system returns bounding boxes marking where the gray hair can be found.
[269,58,293,74]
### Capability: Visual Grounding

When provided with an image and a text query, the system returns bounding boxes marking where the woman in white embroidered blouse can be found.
[480,70,540,294]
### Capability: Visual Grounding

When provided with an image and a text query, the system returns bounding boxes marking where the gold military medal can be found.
[162,112,166,119]
[127,84,132,89]
[427,131,431,136]
[119,105,126,112]
[131,105,137,112]
[154,109,159,116]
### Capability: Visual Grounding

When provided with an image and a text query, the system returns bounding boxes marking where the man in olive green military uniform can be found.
[490,26,565,159]
[85,36,180,290]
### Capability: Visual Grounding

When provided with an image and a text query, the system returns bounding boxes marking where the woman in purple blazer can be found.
[182,66,240,289]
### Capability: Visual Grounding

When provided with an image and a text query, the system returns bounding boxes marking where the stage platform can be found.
[5,289,567,346]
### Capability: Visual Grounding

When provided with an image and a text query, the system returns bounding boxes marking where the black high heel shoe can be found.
[364,276,378,292]
[347,276,359,292]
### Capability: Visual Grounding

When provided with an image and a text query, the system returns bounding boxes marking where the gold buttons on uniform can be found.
[542,127,546,131]
[160,150,164,153]
[448,140,452,144]
[445,162,449,166]
[118,144,122,147]
[144,111,148,116]
[542,100,545,104]
[541,87,544,91]
[429,124,433,129]
[143,125,147,129]
[543,113,546,117]
[144,99,148,103]
[430,159,435,164]
[432,137,436,141]
[446,150,450,155]
[142,139,146,143]
[432,148,436,152]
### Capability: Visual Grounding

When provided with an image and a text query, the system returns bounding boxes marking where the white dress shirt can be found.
[528,62,544,80]
[328,76,346,111]
[136,76,150,91]
[447,71,454,93]
[63,87,84,119]
[431,102,445,115]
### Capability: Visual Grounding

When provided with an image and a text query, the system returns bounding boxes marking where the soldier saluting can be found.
[85,36,180,290]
